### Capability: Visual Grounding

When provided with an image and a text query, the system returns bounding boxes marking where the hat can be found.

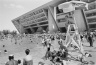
[9,54,14,57]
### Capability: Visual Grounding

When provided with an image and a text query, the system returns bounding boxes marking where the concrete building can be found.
[83,0,96,31]
[12,0,96,34]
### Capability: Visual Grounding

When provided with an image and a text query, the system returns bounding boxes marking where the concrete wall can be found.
[48,7,58,33]
[12,21,25,34]
[73,10,86,32]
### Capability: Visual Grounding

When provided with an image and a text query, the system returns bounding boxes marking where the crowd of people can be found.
[0,31,96,65]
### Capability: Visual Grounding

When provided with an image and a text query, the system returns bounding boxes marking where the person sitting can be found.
[23,49,33,65]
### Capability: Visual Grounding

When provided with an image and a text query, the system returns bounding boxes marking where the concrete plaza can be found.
[0,37,96,65]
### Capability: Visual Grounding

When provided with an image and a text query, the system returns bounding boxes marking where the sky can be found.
[0,0,52,32]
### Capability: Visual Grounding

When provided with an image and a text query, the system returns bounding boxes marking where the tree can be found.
[2,30,10,36]
[11,30,17,37]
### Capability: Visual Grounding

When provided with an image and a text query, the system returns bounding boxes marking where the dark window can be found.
[86,12,96,17]
[60,27,67,33]
[39,22,48,25]
[25,28,32,34]
[87,18,96,23]
[35,13,45,19]
[88,0,96,3]
[44,9,48,16]
[81,0,96,3]
[23,26,29,28]
[30,24,37,27]
[42,26,48,30]
[37,17,47,22]
[89,24,96,28]
[57,18,67,23]
[33,27,38,32]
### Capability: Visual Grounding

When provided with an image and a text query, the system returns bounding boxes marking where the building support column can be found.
[48,6,58,33]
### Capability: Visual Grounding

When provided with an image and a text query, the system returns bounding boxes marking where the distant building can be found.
[82,0,96,31]
[12,0,96,34]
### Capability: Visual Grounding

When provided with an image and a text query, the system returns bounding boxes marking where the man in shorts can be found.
[23,49,33,65]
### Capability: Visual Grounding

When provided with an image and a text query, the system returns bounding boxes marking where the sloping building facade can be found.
[12,0,96,34]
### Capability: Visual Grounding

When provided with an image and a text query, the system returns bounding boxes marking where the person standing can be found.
[88,34,93,47]
[23,49,33,65]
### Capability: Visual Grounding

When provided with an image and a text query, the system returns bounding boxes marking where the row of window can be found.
[21,22,28,26]
[20,13,46,23]
[39,21,48,25]
[18,9,44,23]
[22,9,43,19]
[30,24,37,27]
[23,26,30,28]
[36,17,47,22]
[86,12,96,17]
[81,0,96,3]
[21,17,47,25]
[28,13,46,21]
[25,25,48,34]
[21,17,47,26]
[89,24,96,28]
[87,18,96,23]
[57,18,67,23]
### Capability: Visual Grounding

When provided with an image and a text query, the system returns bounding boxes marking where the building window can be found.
[30,24,37,27]
[25,28,32,34]
[37,17,47,22]
[89,24,96,28]
[86,12,96,17]
[35,13,45,19]
[60,27,67,33]
[33,27,38,32]
[57,18,67,23]
[87,18,96,23]
[23,26,29,28]
[39,21,48,25]
[81,0,96,3]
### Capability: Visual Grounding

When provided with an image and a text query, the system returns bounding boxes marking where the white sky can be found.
[0,0,52,32]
